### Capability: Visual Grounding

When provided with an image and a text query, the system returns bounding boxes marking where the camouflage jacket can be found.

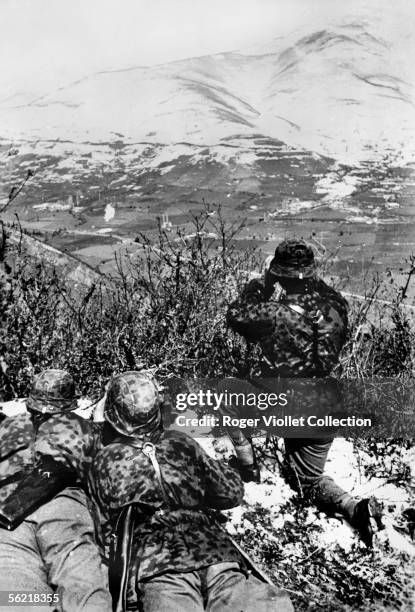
[227,278,348,376]
[0,410,101,504]
[90,429,244,580]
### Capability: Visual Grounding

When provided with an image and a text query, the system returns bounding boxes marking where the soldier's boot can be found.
[401,508,415,540]
[302,475,384,547]
[229,438,261,484]
[349,496,385,548]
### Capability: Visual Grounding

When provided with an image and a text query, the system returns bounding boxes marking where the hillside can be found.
[1,20,414,163]
[2,201,415,610]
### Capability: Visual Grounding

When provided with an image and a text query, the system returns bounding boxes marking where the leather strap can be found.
[141,442,171,506]
[0,470,26,489]
[284,303,307,318]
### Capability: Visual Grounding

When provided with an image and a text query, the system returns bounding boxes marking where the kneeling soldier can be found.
[226,239,383,546]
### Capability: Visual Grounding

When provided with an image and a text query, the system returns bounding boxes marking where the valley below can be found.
[1,134,414,304]
[1,18,415,303]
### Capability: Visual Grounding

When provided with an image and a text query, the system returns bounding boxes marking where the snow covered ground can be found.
[2,397,414,557]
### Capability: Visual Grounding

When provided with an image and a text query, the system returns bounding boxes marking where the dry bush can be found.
[1,207,259,399]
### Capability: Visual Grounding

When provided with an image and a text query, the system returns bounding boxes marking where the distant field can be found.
[1,136,414,299]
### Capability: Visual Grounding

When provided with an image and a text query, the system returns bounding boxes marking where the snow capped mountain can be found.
[1,18,414,165]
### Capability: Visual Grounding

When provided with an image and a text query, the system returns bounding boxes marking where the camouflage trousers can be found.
[0,487,112,612]
[136,562,293,612]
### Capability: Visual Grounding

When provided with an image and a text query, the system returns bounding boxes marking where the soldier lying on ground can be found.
[0,369,112,612]
[90,370,293,612]
[225,239,383,547]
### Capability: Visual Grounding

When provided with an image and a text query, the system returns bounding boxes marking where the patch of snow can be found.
[0,398,27,417]
[0,397,103,420]
[286,200,320,213]
[378,518,415,555]
[326,438,411,508]
[316,517,355,552]
[33,202,71,212]
[1,401,413,554]
[316,172,361,201]
[346,215,379,224]
[104,203,115,222]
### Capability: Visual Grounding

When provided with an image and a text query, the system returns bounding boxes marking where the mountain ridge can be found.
[1,19,414,164]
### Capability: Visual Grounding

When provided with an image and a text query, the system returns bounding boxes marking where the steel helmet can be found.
[26,369,78,414]
[104,370,161,437]
[269,239,316,279]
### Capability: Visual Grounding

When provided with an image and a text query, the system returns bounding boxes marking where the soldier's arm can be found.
[240,278,272,304]
[316,280,349,318]
[227,294,280,342]
[335,292,349,340]
[0,414,32,462]
[34,414,97,482]
[196,445,244,510]
[316,280,349,345]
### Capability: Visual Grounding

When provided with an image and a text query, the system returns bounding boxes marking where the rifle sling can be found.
[141,442,179,508]
[284,302,324,371]
[0,445,30,463]
[112,505,135,612]
[0,470,26,489]
[110,441,178,612]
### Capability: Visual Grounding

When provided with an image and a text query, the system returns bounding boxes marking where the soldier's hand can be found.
[241,279,268,302]
[263,259,285,301]
[264,271,285,302]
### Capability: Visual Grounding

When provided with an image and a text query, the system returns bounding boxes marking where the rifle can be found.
[109,441,162,612]
[109,505,136,612]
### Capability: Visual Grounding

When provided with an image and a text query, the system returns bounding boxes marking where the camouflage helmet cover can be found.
[104,370,161,437]
[26,369,78,414]
[269,239,316,279]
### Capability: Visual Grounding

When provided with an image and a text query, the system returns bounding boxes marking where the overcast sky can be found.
[1,0,414,96]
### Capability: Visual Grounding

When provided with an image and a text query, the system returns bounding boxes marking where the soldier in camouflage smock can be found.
[90,371,293,612]
[226,240,382,546]
[0,369,112,612]
[0,370,100,499]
